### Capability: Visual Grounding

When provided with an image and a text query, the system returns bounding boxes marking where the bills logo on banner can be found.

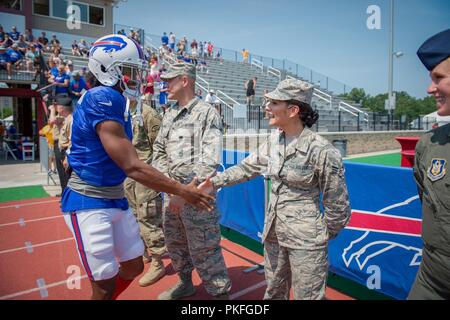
[217,152,423,300]
[329,163,423,300]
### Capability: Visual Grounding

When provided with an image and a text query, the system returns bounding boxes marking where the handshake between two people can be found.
[168,173,216,215]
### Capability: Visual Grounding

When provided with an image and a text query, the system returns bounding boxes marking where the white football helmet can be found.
[88,34,147,100]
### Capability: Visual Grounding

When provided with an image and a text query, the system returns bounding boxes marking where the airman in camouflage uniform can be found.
[124,100,166,287]
[208,79,351,300]
[408,29,450,300]
[152,62,231,300]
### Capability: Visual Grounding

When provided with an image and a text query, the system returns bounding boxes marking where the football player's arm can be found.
[96,120,214,211]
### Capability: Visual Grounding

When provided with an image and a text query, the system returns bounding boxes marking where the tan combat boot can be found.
[157,273,196,300]
[142,250,150,264]
[138,254,166,287]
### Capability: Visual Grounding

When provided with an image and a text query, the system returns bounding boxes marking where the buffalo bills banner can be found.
[217,151,422,299]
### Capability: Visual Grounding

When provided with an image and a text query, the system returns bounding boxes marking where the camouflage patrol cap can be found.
[265,78,314,105]
[160,62,196,81]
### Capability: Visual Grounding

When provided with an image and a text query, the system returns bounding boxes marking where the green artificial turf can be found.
[345,153,401,167]
[0,185,49,203]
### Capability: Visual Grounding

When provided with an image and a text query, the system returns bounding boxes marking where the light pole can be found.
[387,0,403,128]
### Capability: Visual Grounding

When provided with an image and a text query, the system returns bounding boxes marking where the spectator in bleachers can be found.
[161,32,169,46]
[214,48,223,65]
[245,76,257,121]
[207,42,214,58]
[205,89,222,115]
[1,33,13,48]
[0,25,5,43]
[150,58,159,78]
[15,35,28,55]
[197,58,208,73]
[50,64,70,97]
[50,34,61,51]
[46,59,59,80]
[9,26,20,41]
[24,28,34,43]
[71,40,81,56]
[169,32,176,51]
[78,39,89,57]
[191,45,198,66]
[158,43,170,59]
[196,89,203,100]
[65,61,74,78]
[241,48,249,64]
[176,40,185,56]
[144,47,152,61]
[143,73,155,108]
[129,28,140,44]
[38,32,50,51]
[69,71,87,109]
[199,41,204,57]
[50,47,65,65]
[191,39,198,50]
[203,41,208,58]
[25,45,39,73]
[158,79,169,114]
[7,43,23,72]
[182,53,192,64]
[118,29,126,36]
[0,45,12,79]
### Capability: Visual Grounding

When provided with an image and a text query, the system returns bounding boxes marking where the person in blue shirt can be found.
[0,25,5,42]
[8,26,20,41]
[61,34,214,300]
[69,72,87,109]
[51,64,70,97]
[161,32,169,46]
[0,45,12,79]
[6,43,22,76]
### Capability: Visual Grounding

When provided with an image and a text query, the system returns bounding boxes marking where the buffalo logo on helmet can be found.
[91,36,128,54]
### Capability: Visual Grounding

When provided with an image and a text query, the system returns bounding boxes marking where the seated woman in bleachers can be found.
[0,33,13,48]
[78,39,89,57]
[71,40,81,56]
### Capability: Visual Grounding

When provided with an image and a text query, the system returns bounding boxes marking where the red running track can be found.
[0,197,352,300]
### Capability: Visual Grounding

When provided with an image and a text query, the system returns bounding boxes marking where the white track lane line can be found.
[230,280,267,300]
[0,275,89,300]
[0,237,74,255]
[0,215,63,228]
[0,199,59,210]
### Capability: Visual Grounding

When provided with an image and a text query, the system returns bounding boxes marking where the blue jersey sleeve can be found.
[84,88,127,132]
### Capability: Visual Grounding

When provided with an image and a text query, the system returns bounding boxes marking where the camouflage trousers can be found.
[163,200,231,297]
[124,178,166,256]
[263,228,328,300]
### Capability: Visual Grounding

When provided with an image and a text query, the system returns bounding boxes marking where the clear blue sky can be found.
[114,0,450,98]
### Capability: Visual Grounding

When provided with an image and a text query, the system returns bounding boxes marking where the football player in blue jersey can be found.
[61,34,214,300]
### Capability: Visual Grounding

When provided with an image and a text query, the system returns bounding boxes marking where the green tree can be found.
[340,88,367,104]
[1,107,12,120]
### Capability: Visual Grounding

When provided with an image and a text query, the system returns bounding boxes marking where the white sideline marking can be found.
[36,278,49,299]
[0,275,89,300]
[230,280,267,300]
[0,238,74,255]
[0,215,62,227]
[0,200,59,210]
[25,241,33,253]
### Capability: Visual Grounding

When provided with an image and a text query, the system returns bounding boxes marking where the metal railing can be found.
[251,58,264,73]
[313,88,332,109]
[339,101,369,122]
[267,66,281,80]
